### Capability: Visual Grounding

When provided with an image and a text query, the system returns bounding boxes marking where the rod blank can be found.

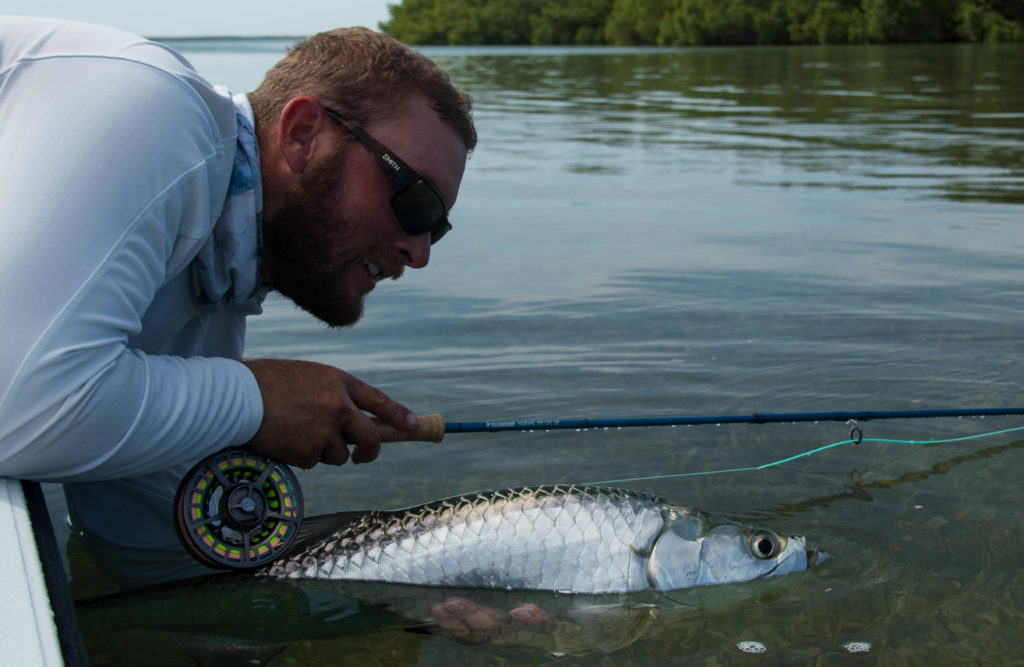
[446,408,1024,433]
[378,408,1024,443]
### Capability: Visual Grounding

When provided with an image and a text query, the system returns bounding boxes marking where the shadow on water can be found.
[770,437,1024,516]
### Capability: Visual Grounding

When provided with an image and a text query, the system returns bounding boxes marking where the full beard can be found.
[262,150,374,328]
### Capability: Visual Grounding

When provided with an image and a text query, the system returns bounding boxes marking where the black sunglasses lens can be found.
[391,182,450,244]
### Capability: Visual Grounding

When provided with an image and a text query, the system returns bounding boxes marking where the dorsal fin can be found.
[284,510,367,556]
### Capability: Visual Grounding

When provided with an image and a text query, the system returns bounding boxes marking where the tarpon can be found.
[76,484,826,660]
[260,484,825,593]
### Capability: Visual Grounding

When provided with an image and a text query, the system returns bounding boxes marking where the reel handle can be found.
[373,412,445,443]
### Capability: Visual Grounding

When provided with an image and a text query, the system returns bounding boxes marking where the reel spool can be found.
[174,448,304,569]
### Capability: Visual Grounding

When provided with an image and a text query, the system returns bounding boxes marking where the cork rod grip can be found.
[374,413,446,443]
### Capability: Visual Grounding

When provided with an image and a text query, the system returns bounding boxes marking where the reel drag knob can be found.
[174,448,303,569]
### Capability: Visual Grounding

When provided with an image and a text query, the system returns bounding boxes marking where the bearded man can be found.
[0,16,475,585]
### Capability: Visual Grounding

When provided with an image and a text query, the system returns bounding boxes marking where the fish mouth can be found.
[806,545,828,569]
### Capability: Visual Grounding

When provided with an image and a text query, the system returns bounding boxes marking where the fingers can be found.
[507,604,557,634]
[338,375,416,465]
[345,374,418,432]
[334,401,381,465]
[429,598,502,644]
[242,358,418,469]
[317,440,351,466]
[429,598,557,644]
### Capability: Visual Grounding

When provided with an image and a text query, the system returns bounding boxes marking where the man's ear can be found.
[276,96,331,174]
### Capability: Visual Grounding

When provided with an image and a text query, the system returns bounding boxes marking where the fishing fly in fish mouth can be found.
[255,485,827,594]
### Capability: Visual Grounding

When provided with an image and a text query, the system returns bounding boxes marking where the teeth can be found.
[364,260,381,280]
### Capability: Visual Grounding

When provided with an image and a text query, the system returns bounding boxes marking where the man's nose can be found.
[398,231,431,269]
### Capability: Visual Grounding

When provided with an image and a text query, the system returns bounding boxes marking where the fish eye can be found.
[748,532,780,559]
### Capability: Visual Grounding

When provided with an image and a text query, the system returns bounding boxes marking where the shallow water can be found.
[68,41,1024,664]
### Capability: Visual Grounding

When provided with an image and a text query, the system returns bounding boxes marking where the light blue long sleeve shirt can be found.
[0,17,264,550]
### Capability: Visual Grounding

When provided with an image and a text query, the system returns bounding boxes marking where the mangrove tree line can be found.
[380,0,1024,45]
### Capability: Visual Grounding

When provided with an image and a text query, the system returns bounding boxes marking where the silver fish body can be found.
[260,485,823,594]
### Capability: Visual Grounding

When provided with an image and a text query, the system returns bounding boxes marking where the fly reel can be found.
[174,448,304,569]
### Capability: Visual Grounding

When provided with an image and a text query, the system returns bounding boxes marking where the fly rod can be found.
[176,405,1024,569]
[375,407,1024,443]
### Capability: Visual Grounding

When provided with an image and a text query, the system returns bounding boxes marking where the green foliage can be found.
[957,0,1024,42]
[860,0,959,43]
[381,0,546,44]
[380,0,1024,45]
[531,0,616,44]
[659,0,761,45]
[604,0,675,44]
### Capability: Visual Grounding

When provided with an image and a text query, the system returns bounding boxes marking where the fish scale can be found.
[261,485,659,592]
[258,484,824,594]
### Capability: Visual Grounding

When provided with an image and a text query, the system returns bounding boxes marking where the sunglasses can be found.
[323,107,451,245]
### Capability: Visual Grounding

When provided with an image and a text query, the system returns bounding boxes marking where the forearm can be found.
[0,347,262,482]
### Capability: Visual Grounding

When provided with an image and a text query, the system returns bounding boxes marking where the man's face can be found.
[262,96,467,328]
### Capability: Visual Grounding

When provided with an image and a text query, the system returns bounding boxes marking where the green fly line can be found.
[583,424,1024,486]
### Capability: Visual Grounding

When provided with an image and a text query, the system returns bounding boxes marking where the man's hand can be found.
[241,359,417,468]
[429,598,557,644]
